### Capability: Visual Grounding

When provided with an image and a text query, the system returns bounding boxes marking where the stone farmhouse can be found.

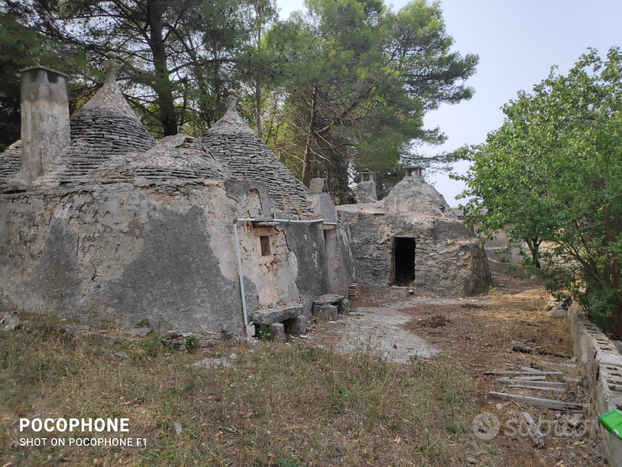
[0,54,490,337]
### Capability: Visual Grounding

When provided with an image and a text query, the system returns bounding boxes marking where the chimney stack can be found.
[404,165,424,179]
[357,170,377,203]
[20,66,70,184]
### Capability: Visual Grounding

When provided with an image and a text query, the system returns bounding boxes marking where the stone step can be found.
[313,294,344,306]
[250,304,304,325]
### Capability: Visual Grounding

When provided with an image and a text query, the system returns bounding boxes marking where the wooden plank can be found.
[485,370,562,376]
[518,367,563,375]
[489,392,583,411]
[508,385,568,393]
[497,376,547,382]
[498,379,567,388]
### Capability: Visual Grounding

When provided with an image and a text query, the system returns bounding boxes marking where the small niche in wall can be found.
[260,236,271,256]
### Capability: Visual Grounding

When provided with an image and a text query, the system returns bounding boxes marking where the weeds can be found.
[0,312,481,466]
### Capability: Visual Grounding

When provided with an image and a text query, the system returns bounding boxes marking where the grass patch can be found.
[0,312,482,466]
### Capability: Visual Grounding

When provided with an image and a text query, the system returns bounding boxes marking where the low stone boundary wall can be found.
[567,306,622,466]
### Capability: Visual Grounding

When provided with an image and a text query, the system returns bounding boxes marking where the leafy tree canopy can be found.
[458,48,622,337]
[1,0,476,202]
[260,0,478,199]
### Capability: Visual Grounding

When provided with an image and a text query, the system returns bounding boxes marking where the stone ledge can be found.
[567,306,622,467]
[313,294,344,306]
[249,304,303,325]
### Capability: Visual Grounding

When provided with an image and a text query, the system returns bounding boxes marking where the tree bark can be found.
[301,84,318,187]
[255,18,262,139]
[527,238,541,269]
[147,0,177,136]
[256,80,262,139]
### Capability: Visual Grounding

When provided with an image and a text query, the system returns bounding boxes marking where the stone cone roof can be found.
[382,174,455,218]
[0,141,22,187]
[101,132,227,183]
[60,53,155,182]
[200,90,312,217]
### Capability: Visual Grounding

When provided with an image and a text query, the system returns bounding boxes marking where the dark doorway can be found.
[394,237,415,285]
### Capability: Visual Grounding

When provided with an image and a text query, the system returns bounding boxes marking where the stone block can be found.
[250,304,304,325]
[390,286,409,298]
[0,312,20,332]
[338,298,350,314]
[285,315,307,334]
[309,178,328,193]
[356,181,377,203]
[270,323,285,342]
[313,304,338,320]
[547,307,566,318]
[313,294,343,306]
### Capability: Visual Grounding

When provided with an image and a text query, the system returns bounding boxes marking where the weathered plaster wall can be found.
[280,222,329,316]
[307,188,356,296]
[325,226,356,295]
[0,180,329,333]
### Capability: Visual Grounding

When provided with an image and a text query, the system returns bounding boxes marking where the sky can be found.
[275,0,622,206]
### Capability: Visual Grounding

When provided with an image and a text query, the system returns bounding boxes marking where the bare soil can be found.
[0,271,607,466]
[316,272,606,466]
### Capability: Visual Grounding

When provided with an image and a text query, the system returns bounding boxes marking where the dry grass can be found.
[0,312,485,466]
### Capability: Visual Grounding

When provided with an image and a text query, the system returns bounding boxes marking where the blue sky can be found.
[275,0,622,206]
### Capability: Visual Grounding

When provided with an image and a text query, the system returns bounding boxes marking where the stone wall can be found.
[337,207,490,296]
[0,141,21,187]
[0,180,332,333]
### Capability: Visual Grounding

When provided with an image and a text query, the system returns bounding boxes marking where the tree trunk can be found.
[147,0,177,136]
[255,22,262,139]
[256,80,262,139]
[302,84,318,187]
[527,238,541,269]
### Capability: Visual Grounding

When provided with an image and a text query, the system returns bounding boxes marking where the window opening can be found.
[260,236,271,256]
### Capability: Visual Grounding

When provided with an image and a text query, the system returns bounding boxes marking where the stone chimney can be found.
[357,170,377,203]
[20,66,70,184]
[404,165,424,179]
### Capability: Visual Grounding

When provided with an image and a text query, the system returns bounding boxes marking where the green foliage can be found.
[2,0,473,193]
[459,48,622,337]
[262,0,477,196]
[256,323,271,340]
[0,12,87,151]
[141,331,166,356]
[184,335,199,351]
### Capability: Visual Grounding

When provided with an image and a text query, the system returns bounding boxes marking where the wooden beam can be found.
[497,379,567,388]
[489,392,583,411]
[508,385,568,393]
[485,370,562,376]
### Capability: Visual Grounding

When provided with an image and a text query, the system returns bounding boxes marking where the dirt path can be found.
[335,302,440,362]
[314,272,607,466]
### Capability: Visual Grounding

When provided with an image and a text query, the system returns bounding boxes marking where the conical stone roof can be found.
[0,141,22,187]
[60,53,155,181]
[101,130,227,184]
[200,90,312,217]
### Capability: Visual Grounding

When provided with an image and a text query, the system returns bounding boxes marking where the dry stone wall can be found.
[0,141,21,187]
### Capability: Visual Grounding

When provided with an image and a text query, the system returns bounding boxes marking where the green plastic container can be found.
[599,409,622,440]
